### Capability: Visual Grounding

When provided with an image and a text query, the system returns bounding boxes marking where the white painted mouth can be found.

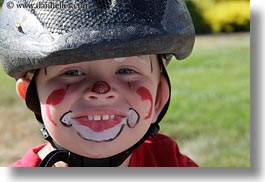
[60,108,139,142]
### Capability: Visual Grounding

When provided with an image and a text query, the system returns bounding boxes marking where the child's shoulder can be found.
[143,133,182,154]
[145,133,177,144]
[130,133,198,167]
[12,144,46,167]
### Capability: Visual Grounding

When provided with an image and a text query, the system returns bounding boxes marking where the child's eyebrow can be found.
[138,55,153,74]
[114,56,153,73]
[44,66,63,76]
[44,64,76,75]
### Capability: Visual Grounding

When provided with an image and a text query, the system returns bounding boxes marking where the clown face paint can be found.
[137,87,153,120]
[114,57,126,62]
[46,89,66,126]
[60,108,139,142]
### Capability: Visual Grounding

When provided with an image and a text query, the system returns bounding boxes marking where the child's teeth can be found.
[87,115,116,121]
[88,115,93,120]
[94,115,101,121]
[102,115,109,120]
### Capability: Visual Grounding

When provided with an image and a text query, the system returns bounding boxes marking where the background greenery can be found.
[160,33,250,166]
[185,0,250,34]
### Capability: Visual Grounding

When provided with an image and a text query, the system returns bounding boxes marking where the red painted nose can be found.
[91,81,111,94]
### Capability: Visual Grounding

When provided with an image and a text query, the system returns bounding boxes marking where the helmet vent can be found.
[95,0,112,10]
[21,0,167,34]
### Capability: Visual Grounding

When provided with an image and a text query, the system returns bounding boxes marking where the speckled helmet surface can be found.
[0,0,195,79]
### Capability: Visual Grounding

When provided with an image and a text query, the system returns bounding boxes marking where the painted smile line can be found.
[60,109,139,142]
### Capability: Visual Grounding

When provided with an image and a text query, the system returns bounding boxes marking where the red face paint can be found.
[92,81,111,94]
[136,87,153,120]
[46,89,66,126]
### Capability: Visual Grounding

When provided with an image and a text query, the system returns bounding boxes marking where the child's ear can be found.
[16,78,30,100]
[153,74,170,123]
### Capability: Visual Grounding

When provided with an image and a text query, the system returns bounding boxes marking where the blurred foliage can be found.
[185,0,250,34]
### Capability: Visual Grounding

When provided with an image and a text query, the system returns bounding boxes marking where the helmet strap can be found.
[38,126,156,167]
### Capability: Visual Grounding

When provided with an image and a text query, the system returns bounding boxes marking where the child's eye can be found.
[63,70,85,76]
[115,68,136,75]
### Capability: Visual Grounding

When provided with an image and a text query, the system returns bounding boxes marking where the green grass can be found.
[0,33,250,167]
[160,33,250,167]
[0,68,18,105]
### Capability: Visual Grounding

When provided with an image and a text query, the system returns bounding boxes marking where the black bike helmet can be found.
[0,0,195,167]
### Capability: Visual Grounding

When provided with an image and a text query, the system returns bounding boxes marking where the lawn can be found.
[160,33,250,166]
[0,33,250,167]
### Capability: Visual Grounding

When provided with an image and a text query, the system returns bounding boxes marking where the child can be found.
[0,0,198,167]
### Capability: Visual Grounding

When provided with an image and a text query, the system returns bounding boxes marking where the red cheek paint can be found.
[46,89,66,126]
[136,87,153,120]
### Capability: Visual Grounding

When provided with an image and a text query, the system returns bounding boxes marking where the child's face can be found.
[35,55,167,158]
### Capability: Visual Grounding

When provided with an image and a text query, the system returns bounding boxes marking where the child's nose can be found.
[84,80,117,100]
[91,81,110,94]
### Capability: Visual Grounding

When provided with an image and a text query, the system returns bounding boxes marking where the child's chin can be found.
[66,140,123,159]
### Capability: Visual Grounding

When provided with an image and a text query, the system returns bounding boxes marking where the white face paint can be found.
[60,109,139,142]
[114,57,127,62]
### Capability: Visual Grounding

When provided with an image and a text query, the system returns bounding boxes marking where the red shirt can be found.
[12,134,198,167]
